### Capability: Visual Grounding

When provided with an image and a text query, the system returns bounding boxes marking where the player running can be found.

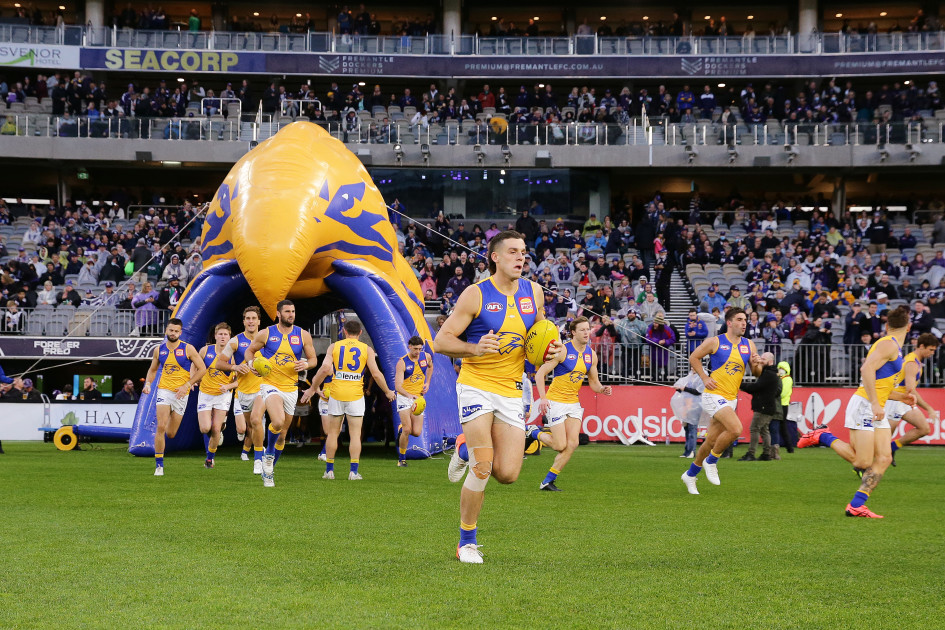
[393,335,433,467]
[888,332,940,465]
[142,318,206,476]
[303,319,395,480]
[244,300,319,488]
[797,305,911,518]
[218,306,266,474]
[197,322,239,468]
[528,316,612,491]
[681,307,761,495]
[434,230,562,564]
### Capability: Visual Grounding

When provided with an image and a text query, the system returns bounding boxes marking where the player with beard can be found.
[218,306,266,474]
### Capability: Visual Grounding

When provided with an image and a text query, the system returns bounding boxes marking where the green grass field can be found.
[2,441,944,629]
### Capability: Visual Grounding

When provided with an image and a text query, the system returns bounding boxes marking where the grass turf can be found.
[1,441,943,629]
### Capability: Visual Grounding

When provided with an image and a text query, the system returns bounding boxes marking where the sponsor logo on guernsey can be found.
[419,359,427,367]
[462,404,483,417]
[335,372,361,381]
[583,353,592,363]
[290,335,300,345]
[739,345,750,354]
[175,348,184,356]
[518,297,534,314]
[485,301,502,312]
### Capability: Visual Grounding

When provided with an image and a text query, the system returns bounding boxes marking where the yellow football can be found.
[253,355,272,377]
[524,320,560,366]
[411,396,426,415]
[320,383,331,401]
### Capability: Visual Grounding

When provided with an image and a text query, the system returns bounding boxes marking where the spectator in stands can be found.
[701,282,727,313]
[37,281,57,306]
[747,311,764,339]
[161,253,187,284]
[114,378,138,403]
[876,292,891,314]
[798,316,832,381]
[132,281,159,335]
[843,301,866,344]
[911,301,934,339]
[446,266,470,296]
[645,313,676,378]
[684,308,708,353]
[77,257,99,286]
[57,282,81,307]
[156,276,183,310]
[2,301,23,333]
[20,378,41,402]
[639,291,664,323]
[79,376,102,401]
[440,287,456,315]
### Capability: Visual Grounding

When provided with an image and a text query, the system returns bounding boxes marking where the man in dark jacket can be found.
[737,352,782,461]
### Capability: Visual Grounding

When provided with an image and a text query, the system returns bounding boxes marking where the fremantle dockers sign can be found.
[0,337,160,360]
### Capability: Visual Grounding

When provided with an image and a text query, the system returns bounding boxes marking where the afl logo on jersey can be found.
[269,336,280,342]
[720,344,730,351]
[485,301,502,313]
[290,335,301,345]
[239,341,249,348]
[567,353,576,361]
[518,297,534,314]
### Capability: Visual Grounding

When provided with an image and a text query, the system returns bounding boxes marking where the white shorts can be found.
[457,383,525,431]
[155,388,189,416]
[546,400,583,426]
[236,390,261,415]
[701,392,737,418]
[327,396,366,418]
[844,394,891,432]
[197,390,233,412]
[260,383,298,416]
[396,393,421,414]
[884,399,914,424]
[317,396,330,416]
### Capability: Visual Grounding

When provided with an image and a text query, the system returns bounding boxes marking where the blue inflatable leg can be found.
[327,260,460,458]
[129,261,253,456]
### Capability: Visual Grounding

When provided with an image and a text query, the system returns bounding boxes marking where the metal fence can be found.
[0,114,242,141]
[3,25,945,56]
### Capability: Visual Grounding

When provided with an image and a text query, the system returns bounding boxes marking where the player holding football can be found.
[217,306,266,474]
[244,300,319,487]
[887,332,940,465]
[303,319,395,480]
[681,307,761,495]
[142,318,207,476]
[434,230,562,564]
[528,316,612,491]
[197,322,239,468]
[393,335,433,467]
[797,306,911,518]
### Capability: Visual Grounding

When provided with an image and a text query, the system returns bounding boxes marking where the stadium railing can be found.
[0,114,242,141]
[4,25,945,56]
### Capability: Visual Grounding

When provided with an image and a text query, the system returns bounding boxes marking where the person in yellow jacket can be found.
[771,361,796,454]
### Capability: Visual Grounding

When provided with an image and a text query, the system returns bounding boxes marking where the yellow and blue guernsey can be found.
[331,338,369,401]
[200,344,233,395]
[157,341,193,390]
[232,332,263,395]
[893,351,922,396]
[547,342,592,404]
[854,335,904,405]
[401,352,430,396]
[458,277,538,398]
[706,334,752,401]
[260,325,305,393]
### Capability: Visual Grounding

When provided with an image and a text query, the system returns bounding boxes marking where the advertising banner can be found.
[0,44,80,68]
[77,47,945,78]
[0,337,159,360]
[577,386,945,445]
[0,403,137,440]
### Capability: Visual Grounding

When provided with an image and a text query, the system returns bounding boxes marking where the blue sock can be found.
[265,425,279,458]
[274,444,284,465]
[850,490,869,508]
[351,460,359,474]
[155,454,164,468]
[207,447,215,461]
[320,443,327,456]
[543,467,560,485]
[705,450,720,465]
[254,447,264,462]
[326,458,334,473]
[458,442,468,461]
[527,426,542,440]
[890,439,901,453]
[459,522,477,547]
[686,463,702,478]
[820,432,838,447]
[202,433,210,454]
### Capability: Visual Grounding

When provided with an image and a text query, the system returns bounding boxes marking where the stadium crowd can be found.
[3,188,945,384]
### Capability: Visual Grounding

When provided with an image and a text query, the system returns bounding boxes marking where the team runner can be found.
[394,335,433,467]
[196,322,239,468]
[218,307,267,474]
[887,332,940,466]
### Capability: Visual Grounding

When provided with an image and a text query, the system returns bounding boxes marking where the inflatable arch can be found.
[128,122,460,458]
